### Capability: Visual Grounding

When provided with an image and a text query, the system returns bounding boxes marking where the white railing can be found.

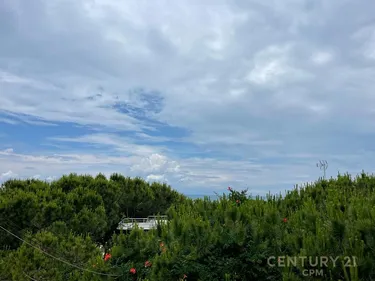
[119,215,167,223]
[121,218,148,223]
[117,216,168,230]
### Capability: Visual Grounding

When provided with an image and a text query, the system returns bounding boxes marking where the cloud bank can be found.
[1,0,375,195]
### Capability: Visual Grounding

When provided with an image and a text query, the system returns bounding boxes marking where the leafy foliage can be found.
[1,172,375,280]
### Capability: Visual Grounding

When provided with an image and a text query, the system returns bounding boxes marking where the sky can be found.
[1,0,375,196]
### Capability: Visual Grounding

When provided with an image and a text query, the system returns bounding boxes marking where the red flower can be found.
[228,186,232,191]
[104,253,112,261]
[160,242,164,247]
[129,267,136,274]
[283,218,288,223]
[145,260,152,267]
[236,199,240,204]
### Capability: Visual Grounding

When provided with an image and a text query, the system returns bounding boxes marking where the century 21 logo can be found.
[267,256,358,268]
[268,256,358,277]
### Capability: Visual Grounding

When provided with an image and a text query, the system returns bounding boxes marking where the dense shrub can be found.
[1,172,375,280]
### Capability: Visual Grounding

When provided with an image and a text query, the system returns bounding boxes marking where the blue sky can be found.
[1,0,375,195]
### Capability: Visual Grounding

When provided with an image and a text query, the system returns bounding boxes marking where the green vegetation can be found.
[1,172,375,280]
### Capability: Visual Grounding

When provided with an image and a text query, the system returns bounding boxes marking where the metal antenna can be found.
[316,160,328,179]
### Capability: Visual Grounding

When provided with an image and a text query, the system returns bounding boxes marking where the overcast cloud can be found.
[1,0,375,195]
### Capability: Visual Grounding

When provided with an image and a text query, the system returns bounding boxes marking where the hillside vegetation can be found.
[1,172,375,280]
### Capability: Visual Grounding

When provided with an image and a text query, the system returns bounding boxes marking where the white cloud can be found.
[352,24,375,60]
[1,171,14,177]
[247,59,286,85]
[1,145,375,194]
[131,154,180,174]
[1,0,375,193]
[146,174,167,183]
[0,71,59,90]
[49,134,165,156]
[0,170,17,181]
[311,51,334,65]
[3,148,14,154]
[45,176,56,182]
[0,148,181,186]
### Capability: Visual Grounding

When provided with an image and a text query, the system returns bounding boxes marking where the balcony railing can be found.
[117,215,168,230]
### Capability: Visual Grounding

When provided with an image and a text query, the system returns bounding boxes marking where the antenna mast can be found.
[316,160,328,179]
